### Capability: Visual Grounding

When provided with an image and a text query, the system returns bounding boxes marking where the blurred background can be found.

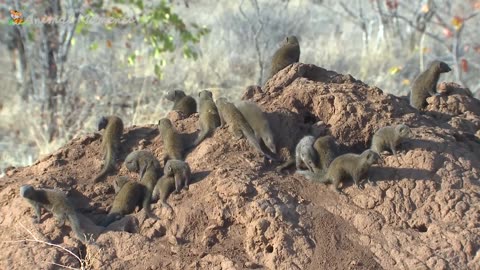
[0,0,479,175]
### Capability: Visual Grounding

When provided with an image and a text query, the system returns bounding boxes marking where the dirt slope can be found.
[1,63,479,270]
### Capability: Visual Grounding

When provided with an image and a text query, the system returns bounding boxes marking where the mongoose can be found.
[297,150,380,192]
[410,60,451,109]
[164,159,191,193]
[371,124,412,155]
[191,90,221,147]
[313,135,339,172]
[295,135,319,172]
[268,36,300,79]
[93,115,124,183]
[124,150,161,219]
[216,97,277,161]
[158,118,184,165]
[139,160,160,219]
[165,89,197,117]
[100,177,145,227]
[235,100,276,154]
[124,150,162,179]
[20,185,89,243]
[276,135,338,173]
[152,175,176,212]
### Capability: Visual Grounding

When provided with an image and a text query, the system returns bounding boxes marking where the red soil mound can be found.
[1,63,479,270]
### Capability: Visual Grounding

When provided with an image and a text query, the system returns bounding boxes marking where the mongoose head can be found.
[158,118,173,130]
[164,160,175,176]
[264,135,277,154]
[430,61,451,73]
[125,155,140,173]
[166,90,186,101]
[396,124,412,139]
[20,185,35,199]
[98,116,108,131]
[216,97,228,106]
[285,36,299,46]
[361,150,381,165]
[198,90,213,100]
[114,176,129,193]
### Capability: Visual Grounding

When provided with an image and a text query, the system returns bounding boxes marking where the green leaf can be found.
[136,0,144,9]
[89,42,99,51]
[127,54,136,66]
[154,63,162,79]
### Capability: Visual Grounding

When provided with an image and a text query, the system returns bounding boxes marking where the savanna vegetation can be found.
[0,0,478,174]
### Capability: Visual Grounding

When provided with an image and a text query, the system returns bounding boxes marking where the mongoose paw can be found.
[367,178,377,186]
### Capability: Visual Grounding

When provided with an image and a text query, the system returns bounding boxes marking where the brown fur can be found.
[410,61,451,109]
[371,124,412,155]
[313,135,339,172]
[124,150,161,178]
[152,175,176,212]
[277,135,329,173]
[20,185,89,243]
[124,150,162,220]
[297,150,380,192]
[191,90,221,147]
[235,100,276,154]
[101,177,145,227]
[94,115,124,183]
[158,118,184,165]
[216,97,276,161]
[164,159,192,193]
[268,36,300,79]
[165,89,197,117]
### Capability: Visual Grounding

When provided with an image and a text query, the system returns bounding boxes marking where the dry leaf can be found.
[461,59,469,73]
[452,16,464,30]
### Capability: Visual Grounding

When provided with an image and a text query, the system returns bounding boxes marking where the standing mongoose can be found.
[313,135,339,172]
[152,175,176,212]
[191,90,221,148]
[268,35,300,79]
[164,159,192,193]
[165,89,197,117]
[158,118,184,165]
[100,176,145,227]
[297,150,380,192]
[235,100,277,154]
[93,115,124,183]
[216,97,276,161]
[371,124,412,155]
[20,185,89,243]
[410,60,451,109]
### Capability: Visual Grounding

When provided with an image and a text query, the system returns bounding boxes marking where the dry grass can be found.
[3,223,100,270]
